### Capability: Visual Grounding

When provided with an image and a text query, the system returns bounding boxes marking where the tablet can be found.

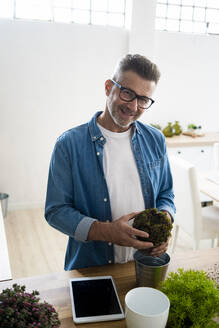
[69,276,125,324]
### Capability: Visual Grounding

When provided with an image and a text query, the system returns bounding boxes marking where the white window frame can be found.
[156,1,219,35]
[0,0,128,28]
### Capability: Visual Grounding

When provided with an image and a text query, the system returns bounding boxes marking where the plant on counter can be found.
[159,268,219,328]
[187,123,202,131]
[150,123,162,130]
[0,284,61,328]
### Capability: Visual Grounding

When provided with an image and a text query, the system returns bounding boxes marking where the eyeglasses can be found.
[111,79,155,110]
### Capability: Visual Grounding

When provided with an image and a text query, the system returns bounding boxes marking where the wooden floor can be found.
[3,208,208,279]
[4,208,68,279]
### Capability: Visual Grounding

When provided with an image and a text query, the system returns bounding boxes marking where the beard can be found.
[108,103,138,129]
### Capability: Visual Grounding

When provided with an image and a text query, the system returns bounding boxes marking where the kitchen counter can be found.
[0,247,219,328]
[166,131,219,148]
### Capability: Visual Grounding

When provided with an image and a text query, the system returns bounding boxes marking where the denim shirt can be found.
[45,111,175,270]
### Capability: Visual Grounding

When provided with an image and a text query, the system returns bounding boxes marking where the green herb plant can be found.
[187,123,202,130]
[0,284,61,328]
[159,269,219,328]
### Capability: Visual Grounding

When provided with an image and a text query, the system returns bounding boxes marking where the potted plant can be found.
[187,123,202,132]
[159,268,219,327]
[187,123,203,136]
[0,284,61,328]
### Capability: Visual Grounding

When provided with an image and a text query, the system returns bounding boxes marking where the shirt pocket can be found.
[147,159,162,193]
[148,159,161,169]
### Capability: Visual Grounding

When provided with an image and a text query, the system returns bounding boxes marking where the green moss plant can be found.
[0,284,61,328]
[133,208,173,247]
[159,269,219,328]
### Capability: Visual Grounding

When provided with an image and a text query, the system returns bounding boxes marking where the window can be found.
[156,0,219,34]
[0,0,127,28]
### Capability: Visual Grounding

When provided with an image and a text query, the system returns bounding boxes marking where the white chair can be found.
[210,142,219,208]
[213,143,219,170]
[169,155,219,252]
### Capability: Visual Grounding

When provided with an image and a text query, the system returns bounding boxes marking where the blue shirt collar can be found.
[88,111,103,142]
[88,111,141,141]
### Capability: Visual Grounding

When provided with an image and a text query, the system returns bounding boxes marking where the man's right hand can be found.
[87,212,153,250]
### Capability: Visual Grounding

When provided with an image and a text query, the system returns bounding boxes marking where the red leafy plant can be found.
[0,284,61,328]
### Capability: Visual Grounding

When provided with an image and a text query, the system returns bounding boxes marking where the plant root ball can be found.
[133,208,173,247]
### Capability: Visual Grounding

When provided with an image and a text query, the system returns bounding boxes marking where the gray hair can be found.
[113,54,161,84]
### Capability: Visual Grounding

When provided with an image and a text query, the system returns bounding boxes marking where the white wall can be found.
[0,20,128,209]
[0,1,219,209]
[147,31,219,131]
[129,0,156,59]
[127,1,219,131]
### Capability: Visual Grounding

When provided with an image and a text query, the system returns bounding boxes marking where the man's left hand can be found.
[149,241,169,257]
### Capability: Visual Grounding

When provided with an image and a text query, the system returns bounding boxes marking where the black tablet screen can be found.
[71,278,122,317]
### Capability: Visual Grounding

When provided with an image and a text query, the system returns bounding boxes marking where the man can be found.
[45,54,175,270]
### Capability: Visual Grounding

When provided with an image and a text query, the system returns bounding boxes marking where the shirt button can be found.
[104,198,107,202]
[96,152,100,156]
[108,242,112,246]
[108,260,112,263]
[100,137,104,141]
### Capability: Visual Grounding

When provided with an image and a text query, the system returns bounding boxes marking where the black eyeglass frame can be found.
[111,79,155,110]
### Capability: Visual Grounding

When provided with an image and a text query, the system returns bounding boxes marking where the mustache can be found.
[119,105,137,116]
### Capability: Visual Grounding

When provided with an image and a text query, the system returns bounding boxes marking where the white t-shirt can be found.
[98,124,145,263]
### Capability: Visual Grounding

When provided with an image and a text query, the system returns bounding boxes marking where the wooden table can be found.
[198,170,219,203]
[0,248,219,328]
[198,170,219,246]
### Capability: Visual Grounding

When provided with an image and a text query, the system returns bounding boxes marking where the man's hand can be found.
[150,241,169,257]
[87,212,154,250]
